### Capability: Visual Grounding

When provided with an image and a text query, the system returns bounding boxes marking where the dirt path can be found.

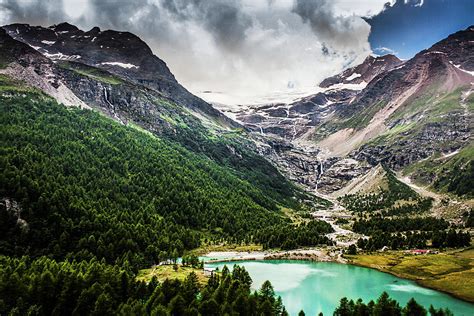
[311,193,363,247]
[398,175,442,202]
[397,174,472,224]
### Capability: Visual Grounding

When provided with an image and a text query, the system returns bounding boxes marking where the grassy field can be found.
[59,61,123,85]
[137,265,209,285]
[190,243,264,256]
[345,247,474,302]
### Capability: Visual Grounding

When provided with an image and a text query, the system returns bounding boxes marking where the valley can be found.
[0,17,473,316]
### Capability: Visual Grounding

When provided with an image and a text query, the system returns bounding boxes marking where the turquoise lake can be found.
[205,260,474,316]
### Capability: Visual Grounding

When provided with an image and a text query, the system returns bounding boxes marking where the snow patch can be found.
[325,81,367,91]
[28,44,41,50]
[392,64,406,71]
[198,85,324,107]
[425,51,447,55]
[346,73,361,81]
[318,100,334,109]
[41,40,56,45]
[449,61,474,76]
[43,52,81,61]
[101,62,139,69]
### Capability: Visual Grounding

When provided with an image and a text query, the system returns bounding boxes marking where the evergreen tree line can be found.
[340,168,420,214]
[255,220,334,250]
[382,198,433,217]
[356,229,470,251]
[353,215,470,250]
[0,256,285,316]
[434,160,474,198]
[0,256,453,316]
[334,292,452,316]
[353,216,449,234]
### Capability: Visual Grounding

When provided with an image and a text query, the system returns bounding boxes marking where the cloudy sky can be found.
[1,0,472,105]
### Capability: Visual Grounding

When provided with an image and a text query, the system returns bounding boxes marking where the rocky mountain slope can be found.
[3,22,238,128]
[213,26,473,200]
[1,21,472,203]
[319,54,402,88]
[0,22,311,212]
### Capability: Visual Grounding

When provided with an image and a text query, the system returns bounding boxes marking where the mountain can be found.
[3,22,238,128]
[0,23,300,202]
[1,21,336,267]
[0,19,473,316]
[215,26,473,200]
[226,54,402,141]
[318,54,402,88]
[317,40,472,157]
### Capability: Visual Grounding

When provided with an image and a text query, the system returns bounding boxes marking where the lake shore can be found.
[344,248,474,303]
[202,247,474,304]
[203,247,347,264]
[205,252,474,316]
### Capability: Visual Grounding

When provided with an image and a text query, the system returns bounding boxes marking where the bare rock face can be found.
[352,113,471,171]
[318,54,403,88]
[220,26,473,194]
[3,22,239,129]
[428,25,474,71]
[229,88,359,141]
[250,136,371,195]
[317,159,372,194]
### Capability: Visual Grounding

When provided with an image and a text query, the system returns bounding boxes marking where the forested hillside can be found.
[1,256,453,316]
[0,256,288,315]
[0,76,333,271]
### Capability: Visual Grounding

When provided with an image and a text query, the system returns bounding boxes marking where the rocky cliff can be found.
[212,26,473,196]
[3,22,239,129]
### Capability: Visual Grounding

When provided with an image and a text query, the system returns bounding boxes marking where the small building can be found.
[380,246,389,252]
[204,267,216,276]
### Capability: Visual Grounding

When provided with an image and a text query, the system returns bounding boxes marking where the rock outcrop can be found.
[3,22,240,129]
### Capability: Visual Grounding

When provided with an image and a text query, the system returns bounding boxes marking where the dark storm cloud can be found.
[87,0,252,50]
[0,0,66,26]
[292,0,370,49]
[293,0,339,41]
[161,0,253,49]
[0,0,381,104]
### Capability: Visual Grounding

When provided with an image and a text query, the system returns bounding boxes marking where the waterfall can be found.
[259,126,264,135]
[104,87,124,125]
[104,87,114,110]
[315,158,324,193]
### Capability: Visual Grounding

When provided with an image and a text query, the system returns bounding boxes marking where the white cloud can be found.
[373,46,398,55]
[1,0,389,105]
[333,0,391,17]
[63,0,88,19]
